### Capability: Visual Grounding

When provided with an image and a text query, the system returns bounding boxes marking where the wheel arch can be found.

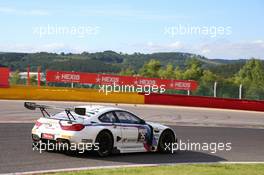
[96,128,114,144]
[158,128,176,145]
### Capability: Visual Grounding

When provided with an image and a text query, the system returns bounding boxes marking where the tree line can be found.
[120,58,264,100]
[3,51,263,100]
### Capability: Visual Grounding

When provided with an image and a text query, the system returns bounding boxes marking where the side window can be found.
[99,112,117,123]
[115,111,141,124]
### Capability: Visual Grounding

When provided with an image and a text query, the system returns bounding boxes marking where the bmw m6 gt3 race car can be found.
[25,102,176,157]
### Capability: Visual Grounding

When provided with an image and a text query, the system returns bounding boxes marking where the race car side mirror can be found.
[75,108,86,115]
[24,102,36,110]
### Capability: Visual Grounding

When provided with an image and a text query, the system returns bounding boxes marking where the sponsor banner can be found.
[135,77,170,87]
[46,70,198,91]
[46,70,98,84]
[173,80,198,91]
[0,67,9,88]
[98,74,136,85]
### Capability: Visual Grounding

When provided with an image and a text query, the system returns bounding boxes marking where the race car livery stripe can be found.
[84,123,147,128]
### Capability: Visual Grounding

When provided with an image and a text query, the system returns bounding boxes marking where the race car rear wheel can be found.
[158,129,175,153]
[95,130,113,157]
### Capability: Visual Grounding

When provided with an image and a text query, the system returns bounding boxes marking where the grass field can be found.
[48,164,264,175]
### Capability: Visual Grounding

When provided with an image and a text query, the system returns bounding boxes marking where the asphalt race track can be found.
[0,124,264,174]
[0,100,264,174]
[1,100,264,128]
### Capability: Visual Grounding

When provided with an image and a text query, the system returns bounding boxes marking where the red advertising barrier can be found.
[0,67,9,88]
[144,93,264,112]
[46,70,99,84]
[46,70,198,91]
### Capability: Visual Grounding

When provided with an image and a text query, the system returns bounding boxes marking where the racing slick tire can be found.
[158,129,175,153]
[95,130,113,157]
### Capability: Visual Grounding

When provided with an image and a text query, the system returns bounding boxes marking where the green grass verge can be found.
[48,164,264,175]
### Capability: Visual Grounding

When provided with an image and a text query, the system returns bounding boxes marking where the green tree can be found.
[159,63,174,79]
[194,70,217,96]
[10,70,20,85]
[183,58,203,80]
[217,78,240,98]
[235,59,264,99]
[139,59,161,78]
[201,70,217,83]
[120,67,135,76]
[235,59,264,85]
[174,66,183,79]
[30,75,38,85]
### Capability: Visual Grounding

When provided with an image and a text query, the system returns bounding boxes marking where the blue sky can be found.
[0,0,263,59]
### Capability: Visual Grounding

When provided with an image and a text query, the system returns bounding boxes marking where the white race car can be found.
[25,102,176,156]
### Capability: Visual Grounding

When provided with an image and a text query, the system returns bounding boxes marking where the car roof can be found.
[74,105,126,117]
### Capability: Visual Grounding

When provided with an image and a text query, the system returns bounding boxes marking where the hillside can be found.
[0,51,249,76]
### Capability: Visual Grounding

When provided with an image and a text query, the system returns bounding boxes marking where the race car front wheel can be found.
[95,130,113,157]
[158,129,175,153]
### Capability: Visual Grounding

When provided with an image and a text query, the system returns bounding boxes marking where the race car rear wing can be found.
[24,102,86,122]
